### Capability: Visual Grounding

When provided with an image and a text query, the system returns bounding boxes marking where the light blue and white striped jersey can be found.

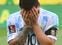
[7,8,59,45]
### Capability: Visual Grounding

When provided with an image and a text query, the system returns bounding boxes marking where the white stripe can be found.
[8,33,17,42]
[47,35,57,40]
[44,25,54,32]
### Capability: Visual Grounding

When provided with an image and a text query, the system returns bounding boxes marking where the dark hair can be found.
[19,0,40,11]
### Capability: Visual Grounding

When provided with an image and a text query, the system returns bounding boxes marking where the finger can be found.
[29,10,33,20]
[31,8,37,16]
[33,7,39,13]
[33,7,39,17]
[31,8,38,19]
[23,11,28,20]
[22,10,26,16]
[30,11,38,23]
[30,10,37,20]
[24,12,29,22]
[25,11,29,19]
[21,9,25,16]
[32,7,38,15]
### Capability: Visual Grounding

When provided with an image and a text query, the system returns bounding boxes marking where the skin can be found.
[8,7,55,45]
[30,7,55,45]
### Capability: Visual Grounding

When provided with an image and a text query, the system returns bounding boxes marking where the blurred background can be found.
[0,0,62,45]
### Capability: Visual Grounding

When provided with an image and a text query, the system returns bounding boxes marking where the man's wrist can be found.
[32,23,42,31]
[32,23,39,27]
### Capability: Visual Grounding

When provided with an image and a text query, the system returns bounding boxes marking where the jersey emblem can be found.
[8,25,16,33]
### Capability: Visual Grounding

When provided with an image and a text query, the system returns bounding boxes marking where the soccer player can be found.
[7,0,59,45]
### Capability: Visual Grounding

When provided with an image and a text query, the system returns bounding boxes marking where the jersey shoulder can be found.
[39,8,59,30]
[8,11,21,20]
[7,11,23,23]
[7,11,23,26]
[40,8,58,18]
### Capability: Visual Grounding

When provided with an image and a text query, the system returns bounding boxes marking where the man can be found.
[7,0,59,45]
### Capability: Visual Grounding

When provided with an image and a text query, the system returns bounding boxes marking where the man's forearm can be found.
[32,24,54,45]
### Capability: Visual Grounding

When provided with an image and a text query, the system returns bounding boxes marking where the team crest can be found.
[8,25,16,33]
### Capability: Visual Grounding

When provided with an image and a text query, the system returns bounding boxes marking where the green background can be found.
[0,0,62,45]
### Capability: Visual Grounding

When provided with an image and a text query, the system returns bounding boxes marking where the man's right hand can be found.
[21,10,31,26]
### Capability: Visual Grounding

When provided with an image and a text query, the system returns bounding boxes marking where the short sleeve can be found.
[7,16,17,42]
[39,8,59,41]
[7,11,25,42]
[44,14,59,41]
[44,14,59,31]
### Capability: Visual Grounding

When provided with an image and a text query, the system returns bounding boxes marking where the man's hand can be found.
[21,7,39,26]
[21,10,31,25]
[29,7,39,25]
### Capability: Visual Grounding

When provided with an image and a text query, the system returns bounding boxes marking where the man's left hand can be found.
[29,7,39,25]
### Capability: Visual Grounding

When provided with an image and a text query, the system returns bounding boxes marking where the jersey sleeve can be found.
[44,14,59,41]
[7,16,17,42]
[44,14,59,31]
[45,26,57,40]
[7,11,25,42]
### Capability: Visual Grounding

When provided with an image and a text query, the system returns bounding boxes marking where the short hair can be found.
[19,0,40,11]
